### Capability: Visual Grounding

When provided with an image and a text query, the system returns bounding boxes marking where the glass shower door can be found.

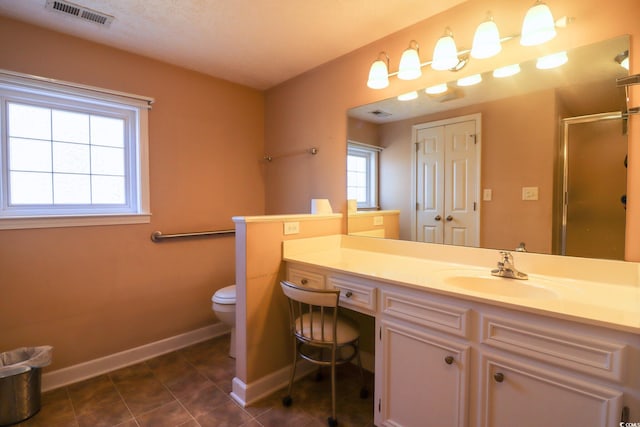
[562,114,627,260]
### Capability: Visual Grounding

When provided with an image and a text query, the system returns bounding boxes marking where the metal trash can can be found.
[0,346,52,426]
[0,366,42,425]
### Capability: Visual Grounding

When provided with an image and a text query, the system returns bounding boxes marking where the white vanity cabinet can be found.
[477,313,629,427]
[375,287,473,427]
[285,261,638,427]
[481,355,622,427]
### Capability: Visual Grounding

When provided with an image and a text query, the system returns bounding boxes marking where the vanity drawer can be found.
[328,276,376,314]
[380,289,470,339]
[287,266,325,289]
[480,314,627,382]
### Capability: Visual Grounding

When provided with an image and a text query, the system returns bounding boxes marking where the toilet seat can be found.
[212,285,236,304]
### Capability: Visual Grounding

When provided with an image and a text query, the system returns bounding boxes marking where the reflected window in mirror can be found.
[347,141,382,209]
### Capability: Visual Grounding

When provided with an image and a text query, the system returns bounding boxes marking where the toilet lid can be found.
[212,284,236,304]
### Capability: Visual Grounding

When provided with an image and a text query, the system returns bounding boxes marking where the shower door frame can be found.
[560,111,624,256]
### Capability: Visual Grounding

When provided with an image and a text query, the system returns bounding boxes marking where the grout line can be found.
[107,372,138,426]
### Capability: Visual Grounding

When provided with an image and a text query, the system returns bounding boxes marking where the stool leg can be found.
[328,344,338,427]
[282,338,298,407]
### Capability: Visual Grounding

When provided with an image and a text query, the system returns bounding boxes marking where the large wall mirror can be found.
[347,36,629,260]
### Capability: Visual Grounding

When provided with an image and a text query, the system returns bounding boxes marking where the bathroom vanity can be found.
[283,235,640,427]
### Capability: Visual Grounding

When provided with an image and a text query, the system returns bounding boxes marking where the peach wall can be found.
[347,117,379,146]
[233,215,343,386]
[0,17,265,369]
[265,0,640,261]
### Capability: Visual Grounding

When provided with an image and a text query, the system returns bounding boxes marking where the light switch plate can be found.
[522,186,539,201]
[283,222,300,235]
[483,189,492,201]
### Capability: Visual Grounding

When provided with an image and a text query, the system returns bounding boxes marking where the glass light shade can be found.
[425,83,448,95]
[471,19,502,59]
[367,59,389,89]
[457,74,482,87]
[431,34,459,71]
[536,51,567,69]
[398,46,422,80]
[493,64,521,78]
[520,1,557,46]
[397,91,418,101]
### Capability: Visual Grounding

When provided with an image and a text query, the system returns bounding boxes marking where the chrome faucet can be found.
[491,251,528,280]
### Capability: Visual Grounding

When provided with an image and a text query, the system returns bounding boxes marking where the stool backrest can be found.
[280,280,340,344]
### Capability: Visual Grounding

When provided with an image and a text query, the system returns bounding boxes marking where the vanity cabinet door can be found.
[481,356,623,427]
[377,319,469,427]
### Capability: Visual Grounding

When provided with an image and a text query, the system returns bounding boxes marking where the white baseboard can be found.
[230,350,374,407]
[43,323,230,392]
[231,360,316,407]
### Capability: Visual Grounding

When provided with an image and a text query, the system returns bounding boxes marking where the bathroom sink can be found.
[436,270,559,299]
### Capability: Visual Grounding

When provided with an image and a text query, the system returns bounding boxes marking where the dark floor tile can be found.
[15,335,373,427]
[180,383,232,419]
[110,363,175,416]
[67,375,133,427]
[194,400,253,427]
[18,387,77,427]
[136,400,193,427]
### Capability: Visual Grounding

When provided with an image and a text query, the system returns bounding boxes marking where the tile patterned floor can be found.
[15,334,374,427]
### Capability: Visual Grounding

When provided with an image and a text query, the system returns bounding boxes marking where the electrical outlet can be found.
[373,216,384,226]
[283,222,300,235]
[522,186,539,201]
[483,189,492,201]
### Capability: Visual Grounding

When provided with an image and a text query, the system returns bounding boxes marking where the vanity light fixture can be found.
[493,63,521,78]
[471,13,502,59]
[398,41,422,80]
[425,83,448,95]
[457,74,482,87]
[367,52,390,89]
[536,51,567,69]
[520,0,557,46]
[397,91,419,101]
[432,28,460,71]
[365,2,566,89]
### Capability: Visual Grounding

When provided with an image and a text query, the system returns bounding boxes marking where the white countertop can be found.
[283,235,640,334]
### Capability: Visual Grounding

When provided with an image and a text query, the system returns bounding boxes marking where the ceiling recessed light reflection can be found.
[425,83,448,95]
[397,91,419,101]
[493,64,521,78]
[457,74,482,87]
[536,51,568,69]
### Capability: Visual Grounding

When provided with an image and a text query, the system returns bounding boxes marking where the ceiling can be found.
[0,0,467,90]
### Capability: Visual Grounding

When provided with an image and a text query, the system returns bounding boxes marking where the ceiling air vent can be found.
[45,0,114,27]
[369,109,392,118]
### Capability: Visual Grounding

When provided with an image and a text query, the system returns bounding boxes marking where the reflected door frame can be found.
[411,113,481,245]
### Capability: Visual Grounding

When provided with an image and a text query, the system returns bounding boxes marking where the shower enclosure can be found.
[559,112,627,260]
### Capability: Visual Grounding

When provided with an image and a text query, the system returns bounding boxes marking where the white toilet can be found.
[212,284,236,358]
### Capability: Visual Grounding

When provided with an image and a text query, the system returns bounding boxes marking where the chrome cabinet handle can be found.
[446,215,453,221]
[345,291,353,298]
[435,215,442,221]
[494,372,505,383]
[300,279,308,285]
[444,356,454,365]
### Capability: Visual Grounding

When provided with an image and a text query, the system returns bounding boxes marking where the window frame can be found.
[347,140,382,210]
[0,70,152,230]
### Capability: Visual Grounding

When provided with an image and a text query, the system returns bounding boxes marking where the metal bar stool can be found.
[280,280,368,427]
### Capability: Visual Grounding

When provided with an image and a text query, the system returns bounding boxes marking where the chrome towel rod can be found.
[151,229,235,242]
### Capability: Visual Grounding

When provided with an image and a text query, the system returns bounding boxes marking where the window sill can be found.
[0,213,151,230]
